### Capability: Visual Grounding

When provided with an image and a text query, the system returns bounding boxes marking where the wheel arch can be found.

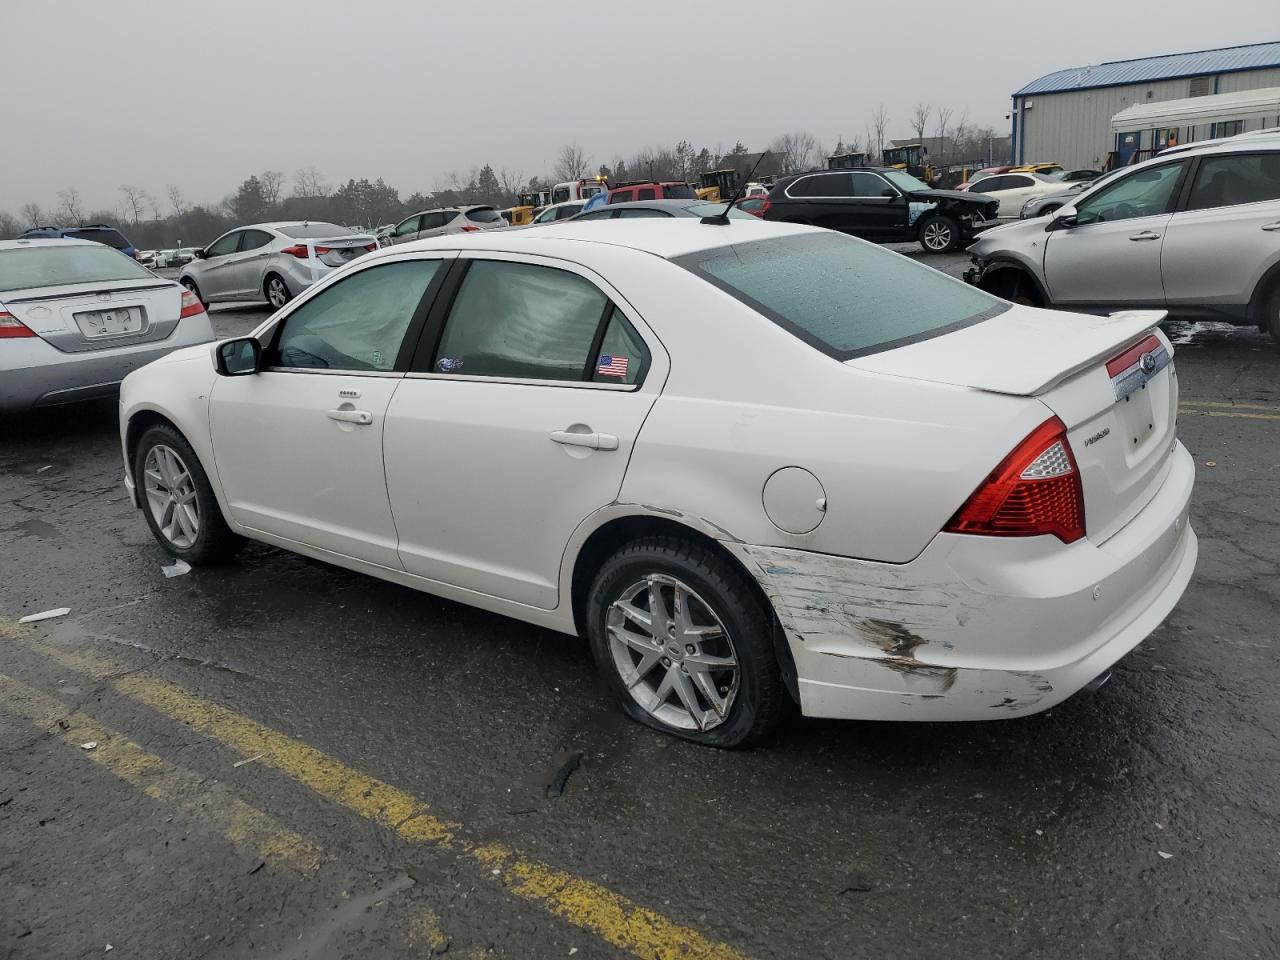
[977,258,1050,306]
[1246,256,1280,326]
[567,511,800,704]
[263,270,291,299]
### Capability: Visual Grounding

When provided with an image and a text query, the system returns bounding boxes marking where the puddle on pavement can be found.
[7,518,61,539]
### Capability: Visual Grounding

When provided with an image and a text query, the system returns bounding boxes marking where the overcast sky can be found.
[3,0,1274,214]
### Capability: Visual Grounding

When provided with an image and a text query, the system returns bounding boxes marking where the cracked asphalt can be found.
[2,253,1279,959]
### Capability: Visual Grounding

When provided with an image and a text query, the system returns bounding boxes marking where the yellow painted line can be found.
[1179,407,1280,421]
[1179,399,1276,411]
[7,633,749,960]
[0,670,322,873]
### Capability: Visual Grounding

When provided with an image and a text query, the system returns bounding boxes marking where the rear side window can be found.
[67,228,130,250]
[676,232,1006,359]
[466,207,504,223]
[617,208,670,218]
[787,173,851,198]
[609,190,633,204]
[239,229,273,252]
[968,176,1005,193]
[592,307,649,384]
[433,261,608,381]
[663,184,696,200]
[1186,152,1280,210]
[637,188,656,201]
[0,245,151,292]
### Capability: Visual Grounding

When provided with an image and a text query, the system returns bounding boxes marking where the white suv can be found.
[966,134,1280,341]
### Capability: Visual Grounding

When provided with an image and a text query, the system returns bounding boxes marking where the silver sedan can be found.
[0,237,215,412]
[180,221,377,309]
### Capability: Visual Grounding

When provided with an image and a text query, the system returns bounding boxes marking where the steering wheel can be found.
[1112,202,1139,220]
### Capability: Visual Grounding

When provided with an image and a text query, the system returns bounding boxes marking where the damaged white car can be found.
[118,220,1197,747]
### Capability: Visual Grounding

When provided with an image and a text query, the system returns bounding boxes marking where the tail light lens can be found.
[460,224,480,233]
[759,199,772,217]
[178,289,205,319]
[0,311,36,338]
[280,244,310,258]
[363,243,377,252]
[945,417,1085,544]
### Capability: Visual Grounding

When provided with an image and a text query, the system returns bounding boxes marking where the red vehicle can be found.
[735,195,768,217]
[607,181,698,203]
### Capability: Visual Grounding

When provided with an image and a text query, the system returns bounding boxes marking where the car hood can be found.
[966,215,1046,254]
[907,188,990,205]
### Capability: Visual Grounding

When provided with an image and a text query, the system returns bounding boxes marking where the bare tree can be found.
[292,166,330,198]
[911,103,932,143]
[769,131,819,175]
[0,210,20,239]
[934,106,955,163]
[553,143,589,182]
[870,104,890,164]
[56,188,84,225]
[166,183,187,217]
[21,202,44,228]
[260,170,286,206]
[120,185,147,226]
[147,190,163,221]
[498,167,524,199]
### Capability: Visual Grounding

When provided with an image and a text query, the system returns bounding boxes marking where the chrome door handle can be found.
[1129,231,1161,241]
[1262,222,1280,232]
[326,409,373,425]
[550,429,618,451]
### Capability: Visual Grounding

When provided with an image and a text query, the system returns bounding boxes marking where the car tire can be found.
[134,424,244,565]
[264,274,292,310]
[181,278,206,308]
[586,536,786,749]
[1266,282,1280,346]
[918,214,959,254]
[1039,204,1061,217]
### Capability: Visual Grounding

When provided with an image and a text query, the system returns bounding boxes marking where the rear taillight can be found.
[945,417,1085,544]
[460,224,480,232]
[315,246,332,255]
[759,199,772,217]
[280,244,310,258]
[0,311,36,339]
[178,289,205,320]
[364,243,377,252]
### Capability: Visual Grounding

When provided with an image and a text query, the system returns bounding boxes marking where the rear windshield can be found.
[66,228,130,250]
[662,184,697,199]
[685,202,755,220]
[675,232,1006,359]
[277,223,347,238]
[0,245,153,292]
[466,207,504,223]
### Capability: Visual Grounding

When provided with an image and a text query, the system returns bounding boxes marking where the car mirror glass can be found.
[215,337,261,376]
[881,188,898,199]
[193,248,206,259]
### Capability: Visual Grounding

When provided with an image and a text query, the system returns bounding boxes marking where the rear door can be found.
[208,255,451,566]
[420,211,451,238]
[383,253,668,609]
[784,172,852,231]
[1161,151,1280,315]
[1042,160,1188,309]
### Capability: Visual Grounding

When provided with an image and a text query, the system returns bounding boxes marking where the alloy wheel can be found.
[922,220,952,251]
[267,277,289,308]
[606,574,739,732]
[142,444,200,549]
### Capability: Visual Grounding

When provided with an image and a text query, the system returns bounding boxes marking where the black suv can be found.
[763,167,999,253]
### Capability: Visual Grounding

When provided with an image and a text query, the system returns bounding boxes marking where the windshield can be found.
[881,170,931,192]
[0,244,154,292]
[466,207,504,223]
[277,223,350,239]
[675,232,1006,359]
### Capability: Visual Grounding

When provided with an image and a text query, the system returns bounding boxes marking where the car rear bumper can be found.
[0,316,216,413]
[727,442,1197,721]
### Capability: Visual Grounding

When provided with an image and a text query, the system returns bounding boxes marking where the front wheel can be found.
[586,537,786,748]
[918,214,959,253]
[265,274,292,309]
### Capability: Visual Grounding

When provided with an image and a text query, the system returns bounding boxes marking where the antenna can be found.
[700,151,769,225]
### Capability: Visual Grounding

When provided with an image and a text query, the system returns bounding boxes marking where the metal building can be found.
[1010,41,1280,169]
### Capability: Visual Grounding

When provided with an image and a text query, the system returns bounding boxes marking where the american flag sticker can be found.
[597,354,629,378]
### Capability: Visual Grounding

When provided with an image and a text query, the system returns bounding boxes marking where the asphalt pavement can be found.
[2,250,1279,960]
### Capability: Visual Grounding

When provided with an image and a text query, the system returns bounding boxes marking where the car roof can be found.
[0,236,103,250]
[383,218,808,261]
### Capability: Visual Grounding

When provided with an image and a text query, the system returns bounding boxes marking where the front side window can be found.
[432,260,608,381]
[552,187,571,205]
[1074,161,1185,224]
[676,231,1005,360]
[205,232,241,257]
[269,259,441,371]
[663,184,697,200]
[849,172,892,197]
[1186,152,1280,211]
[394,216,421,237]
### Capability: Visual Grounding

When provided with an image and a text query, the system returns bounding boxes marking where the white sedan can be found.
[966,172,1071,218]
[118,221,1197,747]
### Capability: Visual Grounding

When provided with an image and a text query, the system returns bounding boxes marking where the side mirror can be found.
[881,188,899,199]
[215,337,261,376]
[193,248,207,259]
[1047,205,1078,231]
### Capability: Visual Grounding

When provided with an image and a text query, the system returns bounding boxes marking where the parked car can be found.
[19,224,138,260]
[735,196,768,217]
[1060,169,1103,183]
[137,250,160,268]
[966,137,1280,340]
[180,221,377,309]
[1019,179,1095,219]
[383,206,506,247]
[531,200,587,224]
[763,166,999,253]
[956,166,1013,190]
[572,199,756,221]
[119,219,1195,747]
[1,237,214,412]
[964,172,1071,218]
[607,182,698,204]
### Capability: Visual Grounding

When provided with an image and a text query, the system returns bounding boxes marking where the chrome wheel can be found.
[921,219,953,251]
[142,444,200,549]
[267,277,289,308]
[607,574,739,732]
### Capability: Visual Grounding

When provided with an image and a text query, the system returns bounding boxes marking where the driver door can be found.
[198,231,244,301]
[1043,160,1187,309]
[208,254,452,567]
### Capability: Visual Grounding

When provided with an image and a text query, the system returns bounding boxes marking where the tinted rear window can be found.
[67,228,130,250]
[686,202,755,220]
[466,207,504,223]
[0,245,153,292]
[277,223,348,238]
[663,184,696,199]
[675,232,1006,359]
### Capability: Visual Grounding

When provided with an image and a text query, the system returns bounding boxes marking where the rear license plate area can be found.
[75,307,143,338]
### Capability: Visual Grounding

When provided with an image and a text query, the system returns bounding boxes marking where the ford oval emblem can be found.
[1140,351,1157,374]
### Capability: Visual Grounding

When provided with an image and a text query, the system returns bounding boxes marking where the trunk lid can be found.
[1,279,184,353]
[847,306,1178,544]
[306,235,376,268]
